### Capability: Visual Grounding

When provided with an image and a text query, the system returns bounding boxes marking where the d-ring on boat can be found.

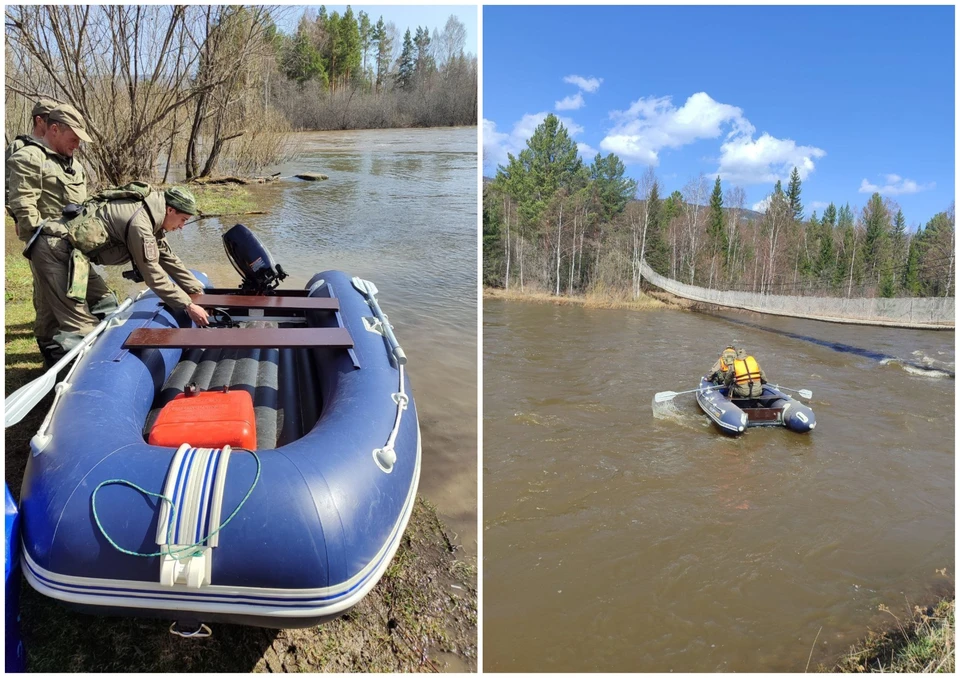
[15,225,420,629]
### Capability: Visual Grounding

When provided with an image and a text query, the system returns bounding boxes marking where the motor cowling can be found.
[222,223,287,295]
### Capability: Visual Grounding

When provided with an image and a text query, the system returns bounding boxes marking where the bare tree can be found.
[434,15,466,69]
[6,5,203,183]
[681,173,708,284]
[724,185,745,281]
[184,6,278,179]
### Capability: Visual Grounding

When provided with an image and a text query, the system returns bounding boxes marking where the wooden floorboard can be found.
[123,327,353,349]
[190,294,339,311]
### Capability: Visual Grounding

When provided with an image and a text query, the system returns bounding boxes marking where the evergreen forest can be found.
[483,115,955,300]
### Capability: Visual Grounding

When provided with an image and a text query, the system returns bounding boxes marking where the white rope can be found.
[373,364,407,473]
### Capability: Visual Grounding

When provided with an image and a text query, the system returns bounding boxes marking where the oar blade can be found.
[797,389,812,399]
[654,391,678,403]
[351,276,379,297]
[350,276,368,295]
[4,371,57,428]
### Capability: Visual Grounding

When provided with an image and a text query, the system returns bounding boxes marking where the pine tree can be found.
[645,181,669,275]
[519,114,583,225]
[394,29,415,90]
[589,153,636,224]
[283,16,326,86]
[324,12,341,90]
[358,10,371,88]
[372,17,392,93]
[336,7,362,89]
[861,192,891,285]
[785,166,803,221]
[833,203,857,290]
[903,232,924,295]
[706,175,727,277]
[889,208,907,291]
[413,26,435,84]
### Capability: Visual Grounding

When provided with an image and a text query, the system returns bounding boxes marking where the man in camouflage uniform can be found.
[724,347,768,399]
[7,103,117,366]
[707,345,738,384]
[31,186,210,359]
[5,98,58,164]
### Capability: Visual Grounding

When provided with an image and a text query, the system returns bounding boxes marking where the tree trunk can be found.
[555,201,563,295]
[503,197,511,290]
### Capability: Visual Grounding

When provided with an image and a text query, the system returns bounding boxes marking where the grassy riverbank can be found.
[189,183,258,216]
[483,285,673,310]
[830,597,954,673]
[4,215,477,672]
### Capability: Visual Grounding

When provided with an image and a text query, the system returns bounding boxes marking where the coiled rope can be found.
[91,448,261,561]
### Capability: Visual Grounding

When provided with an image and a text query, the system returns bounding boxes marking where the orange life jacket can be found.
[733,356,762,384]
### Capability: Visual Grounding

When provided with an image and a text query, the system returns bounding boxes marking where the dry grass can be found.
[482,285,673,311]
[830,598,954,673]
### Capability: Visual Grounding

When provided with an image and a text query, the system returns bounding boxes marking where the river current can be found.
[483,299,953,672]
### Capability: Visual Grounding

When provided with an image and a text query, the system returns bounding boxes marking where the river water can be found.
[483,299,954,672]
[129,128,478,553]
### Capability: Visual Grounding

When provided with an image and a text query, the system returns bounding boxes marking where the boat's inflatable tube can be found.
[696,377,815,435]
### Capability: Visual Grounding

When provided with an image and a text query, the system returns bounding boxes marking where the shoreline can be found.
[829,597,954,672]
[483,285,680,311]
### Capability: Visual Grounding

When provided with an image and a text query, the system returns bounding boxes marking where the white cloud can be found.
[600,92,755,166]
[859,175,935,196]
[752,196,772,212]
[577,142,597,159]
[556,93,584,111]
[482,113,585,173]
[718,133,826,185]
[564,75,602,93]
[597,91,826,186]
[810,201,830,210]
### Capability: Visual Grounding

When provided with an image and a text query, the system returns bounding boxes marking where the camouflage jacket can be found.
[45,191,203,310]
[7,138,86,242]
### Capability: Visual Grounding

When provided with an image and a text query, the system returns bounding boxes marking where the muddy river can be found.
[483,299,953,671]
[121,128,478,553]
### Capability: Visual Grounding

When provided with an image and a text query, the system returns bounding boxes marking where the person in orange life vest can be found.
[707,345,737,384]
[723,348,767,398]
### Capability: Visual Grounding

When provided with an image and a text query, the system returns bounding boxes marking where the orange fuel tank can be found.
[148,387,257,450]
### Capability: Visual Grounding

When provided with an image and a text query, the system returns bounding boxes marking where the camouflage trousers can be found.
[29,234,118,364]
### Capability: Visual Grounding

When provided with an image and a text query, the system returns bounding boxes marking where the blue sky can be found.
[483,6,955,228]
[276,5,477,57]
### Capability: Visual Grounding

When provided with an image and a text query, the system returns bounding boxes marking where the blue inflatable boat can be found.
[6,484,25,671]
[17,263,420,629]
[695,376,816,435]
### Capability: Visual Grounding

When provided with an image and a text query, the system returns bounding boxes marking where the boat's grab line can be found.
[374,364,409,473]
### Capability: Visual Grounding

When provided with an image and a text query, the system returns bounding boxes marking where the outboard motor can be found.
[222,224,287,295]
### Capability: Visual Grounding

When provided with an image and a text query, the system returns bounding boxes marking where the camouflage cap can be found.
[31,98,59,119]
[736,348,747,359]
[164,187,198,215]
[48,104,92,143]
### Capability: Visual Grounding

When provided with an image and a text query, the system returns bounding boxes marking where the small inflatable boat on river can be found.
[16,225,420,630]
[695,377,815,435]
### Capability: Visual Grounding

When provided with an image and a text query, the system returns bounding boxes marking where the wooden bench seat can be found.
[189,294,340,311]
[123,327,353,349]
